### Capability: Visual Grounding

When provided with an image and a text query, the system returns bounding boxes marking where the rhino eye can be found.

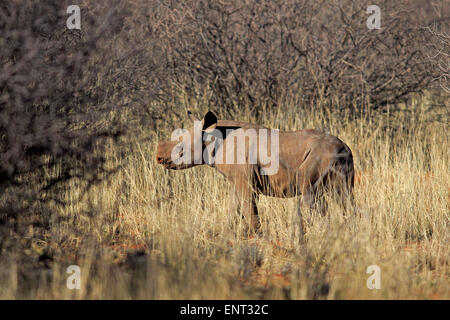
[174,145,184,156]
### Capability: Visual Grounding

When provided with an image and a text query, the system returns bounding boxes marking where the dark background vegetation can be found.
[0,0,448,293]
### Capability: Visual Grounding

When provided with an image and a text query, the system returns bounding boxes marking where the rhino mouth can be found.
[158,159,193,170]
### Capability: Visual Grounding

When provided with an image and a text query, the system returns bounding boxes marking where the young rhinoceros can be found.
[156,111,354,236]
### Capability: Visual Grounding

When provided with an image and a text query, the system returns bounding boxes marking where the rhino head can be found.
[155,110,218,170]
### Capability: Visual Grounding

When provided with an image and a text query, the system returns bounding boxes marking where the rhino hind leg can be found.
[320,155,355,214]
[297,190,314,243]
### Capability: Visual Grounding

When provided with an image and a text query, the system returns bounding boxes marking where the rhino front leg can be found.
[233,184,261,235]
[296,201,305,244]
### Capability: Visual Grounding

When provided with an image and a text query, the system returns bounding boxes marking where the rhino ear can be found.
[202,111,217,133]
[187,110,199,122]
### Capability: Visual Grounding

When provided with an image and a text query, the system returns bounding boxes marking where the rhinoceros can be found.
[156,111,354,237]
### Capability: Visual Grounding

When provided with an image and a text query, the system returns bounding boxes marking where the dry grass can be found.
[0,93,448,300]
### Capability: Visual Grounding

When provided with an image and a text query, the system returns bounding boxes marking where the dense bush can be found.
[0,0,147,221]
[157,0,444,117]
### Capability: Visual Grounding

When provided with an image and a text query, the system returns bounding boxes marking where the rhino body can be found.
[156,111,354,235]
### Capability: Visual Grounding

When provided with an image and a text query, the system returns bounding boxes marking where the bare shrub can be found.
[152,0,442,118]
[0,0,156,228]
[425,25,450,92]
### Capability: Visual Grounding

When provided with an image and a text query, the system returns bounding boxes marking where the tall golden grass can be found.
[0,93,448,299]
